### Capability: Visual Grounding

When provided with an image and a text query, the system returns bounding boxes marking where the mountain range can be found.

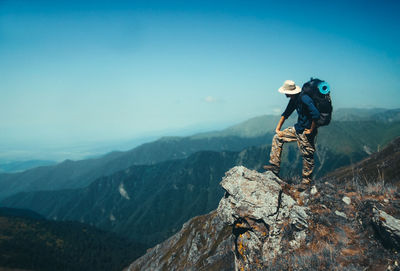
[0,128,272,200]
[2,125,400,248]
[0,108,399,200]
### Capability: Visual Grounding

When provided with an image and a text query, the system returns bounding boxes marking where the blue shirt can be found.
[281,94,320,134]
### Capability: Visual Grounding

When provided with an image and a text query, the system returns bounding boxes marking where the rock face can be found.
[217,166,309,270]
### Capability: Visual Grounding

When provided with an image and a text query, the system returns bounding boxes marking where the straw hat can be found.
[278,80,301,94]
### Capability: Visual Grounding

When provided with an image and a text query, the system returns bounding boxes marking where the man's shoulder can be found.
[300,93,313,103]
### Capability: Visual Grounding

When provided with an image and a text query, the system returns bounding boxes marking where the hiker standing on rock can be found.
[264,80,320,190]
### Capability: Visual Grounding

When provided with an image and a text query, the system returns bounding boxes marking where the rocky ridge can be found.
[126,164,400,270]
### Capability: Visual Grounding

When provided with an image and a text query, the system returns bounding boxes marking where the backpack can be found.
[301,78,333,127]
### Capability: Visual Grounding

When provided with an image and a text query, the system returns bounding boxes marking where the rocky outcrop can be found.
[217,166,309,270]
[372,206,400,249]
[126,163,400,271]
[126,166,309,271]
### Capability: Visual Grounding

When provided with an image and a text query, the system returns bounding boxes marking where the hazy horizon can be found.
[1,0,400,161]
[0,107,399,163]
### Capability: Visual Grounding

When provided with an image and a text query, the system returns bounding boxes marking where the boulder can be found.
[372,206,400,249]
[217,166,309,270]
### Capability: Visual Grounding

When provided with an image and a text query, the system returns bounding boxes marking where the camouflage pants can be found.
[269,127,316,184]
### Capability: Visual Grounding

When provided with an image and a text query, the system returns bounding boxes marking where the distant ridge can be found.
[333,108,400,122]
[0,207,44,220]
[0,159,56,173]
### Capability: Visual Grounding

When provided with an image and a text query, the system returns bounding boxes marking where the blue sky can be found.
[1,0,400,157]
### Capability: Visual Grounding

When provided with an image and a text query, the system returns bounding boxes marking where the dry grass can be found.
[350,179,400,210]
[340,248,360,256]
[349,175,399,197]
[310,205,331,215]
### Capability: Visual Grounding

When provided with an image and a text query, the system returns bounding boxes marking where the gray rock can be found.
[310,185,318,196]
[335,210,347,219]
[372,206,400,249]
[342,196,351,205]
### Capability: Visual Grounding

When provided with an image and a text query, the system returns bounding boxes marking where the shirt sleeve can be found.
[301,94,320,120]
[281,98,296,119]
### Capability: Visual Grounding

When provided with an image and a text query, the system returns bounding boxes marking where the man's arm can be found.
[281,97,296,120]
[301,94,320,134]
[276,96,296,136]
[275,116,286,136]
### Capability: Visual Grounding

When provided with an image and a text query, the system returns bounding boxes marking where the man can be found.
[264,80,320,189]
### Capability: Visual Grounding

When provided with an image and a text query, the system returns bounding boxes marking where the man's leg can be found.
[267,127,298,174]
[296,132,316,185]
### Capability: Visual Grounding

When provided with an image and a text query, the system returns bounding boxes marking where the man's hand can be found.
[304,129,312,135]
[304,120,316,135]
[275,129,284,137]
[275,116,285,137]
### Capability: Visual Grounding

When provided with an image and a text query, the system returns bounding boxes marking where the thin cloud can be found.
[204,96,217,103]
[272,108,281,115]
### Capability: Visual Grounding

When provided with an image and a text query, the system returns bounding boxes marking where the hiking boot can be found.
[301,180,312,186]
[263,165,279,175]
[295,183,308,192]
[296,180,312,192]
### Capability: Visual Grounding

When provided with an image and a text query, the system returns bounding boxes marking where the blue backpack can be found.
[301,78,333,127]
